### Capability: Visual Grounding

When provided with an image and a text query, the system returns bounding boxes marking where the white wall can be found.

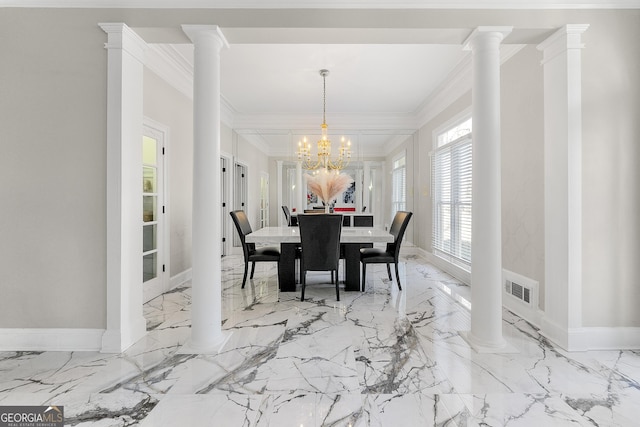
[234,134,271,230]
[1,6,638,337]
[385,136,416,243]
[415,93,473,254]
[143,68,194,279]
[500,45,546,308]
[580,11,640,327]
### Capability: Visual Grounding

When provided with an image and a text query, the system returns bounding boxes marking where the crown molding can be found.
[414,43,525,128]
[145,43,236,126]
[4,0,640,8]
[146,44,193,99]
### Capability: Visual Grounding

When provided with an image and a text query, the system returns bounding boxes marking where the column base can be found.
[459,331,519,354]
[178,330,233,355]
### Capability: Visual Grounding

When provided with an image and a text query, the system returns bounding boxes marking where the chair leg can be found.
[386,264,392,280]
[242,262,249,289]
[395,262,402,290]
[250,262,256,279]
[361,263,367,292]
[335,269,340,301]
[301,271,306,301]
[299,260,303,284]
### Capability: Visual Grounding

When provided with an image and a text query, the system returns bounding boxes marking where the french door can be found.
[233,162,248,248]
[142,124,166,302]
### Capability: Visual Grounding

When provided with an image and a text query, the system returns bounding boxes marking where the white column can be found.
[182,25,229,352]
[537,25,589,351]
[462,27,512,352]
[99,23,148,353]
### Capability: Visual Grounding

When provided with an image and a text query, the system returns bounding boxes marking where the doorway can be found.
[142,123,167,303]
[233,162,248,248]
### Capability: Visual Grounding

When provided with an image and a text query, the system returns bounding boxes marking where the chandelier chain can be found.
[323,72,327,125]
[295,69,352,171]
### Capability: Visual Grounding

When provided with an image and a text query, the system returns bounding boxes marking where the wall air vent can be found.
[505,280,531,305]
[502,269,538,309]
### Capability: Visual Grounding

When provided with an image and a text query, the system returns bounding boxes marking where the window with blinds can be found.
[391,154,406,217]
[432,118,472,269]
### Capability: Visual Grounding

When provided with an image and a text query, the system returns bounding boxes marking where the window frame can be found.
[391,151,406,219]
[431,114,473,271]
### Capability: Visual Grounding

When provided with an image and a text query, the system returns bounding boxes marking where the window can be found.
[391,154,406,217]
[432,117,472,269]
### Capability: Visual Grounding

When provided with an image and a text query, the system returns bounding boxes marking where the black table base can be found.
[278,242,372,292]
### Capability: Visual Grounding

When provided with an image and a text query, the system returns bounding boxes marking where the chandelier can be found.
[296,69,352,171]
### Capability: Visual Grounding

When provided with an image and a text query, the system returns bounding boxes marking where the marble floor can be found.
[1,254,639,426]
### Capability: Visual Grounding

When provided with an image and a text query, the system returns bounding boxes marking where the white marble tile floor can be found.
[1,254,639,426]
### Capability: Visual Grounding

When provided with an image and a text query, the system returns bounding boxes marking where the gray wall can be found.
[0,11,108,328]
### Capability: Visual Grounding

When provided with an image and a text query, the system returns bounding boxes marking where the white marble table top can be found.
[245,226,393,244]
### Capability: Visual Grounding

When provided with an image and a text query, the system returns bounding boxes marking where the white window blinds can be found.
[392,155,406,217]
[432,136,472,267]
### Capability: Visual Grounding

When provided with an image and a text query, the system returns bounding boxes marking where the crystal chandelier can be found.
[296,69,352,171]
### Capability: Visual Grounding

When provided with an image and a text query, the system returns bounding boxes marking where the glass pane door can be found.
[143,135,159,283]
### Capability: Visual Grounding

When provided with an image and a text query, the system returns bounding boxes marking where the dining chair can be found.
[297,213,343,302]
[360,211,413,291]
[353,215,373,227]
[282,205,290,225]
[230,210,280,288]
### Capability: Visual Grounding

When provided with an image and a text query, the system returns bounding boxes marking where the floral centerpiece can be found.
[304,168,354,212]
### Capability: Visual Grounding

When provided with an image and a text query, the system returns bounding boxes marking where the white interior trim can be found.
[0,329,104,352]
[6,0,640,9]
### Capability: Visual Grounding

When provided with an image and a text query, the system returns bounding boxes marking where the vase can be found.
[325,205,330,213]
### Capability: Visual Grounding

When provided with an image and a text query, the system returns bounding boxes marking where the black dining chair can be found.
[360,211,413,291]
[297,214,343,302]
[230,210,280,288]
[282,205,290,225]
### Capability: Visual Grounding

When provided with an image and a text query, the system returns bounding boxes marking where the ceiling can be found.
[165,42,468,158]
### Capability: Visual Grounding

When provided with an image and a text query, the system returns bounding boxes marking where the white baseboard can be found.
[0,328,104,352]
[417,250,640,351]
[170,268,192,290]
[575,327,640,350]
[420,248,471,284]
[541,319,640,351]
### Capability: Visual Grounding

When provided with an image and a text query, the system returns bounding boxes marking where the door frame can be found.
[142,117,170,303]
[221,152,232,257]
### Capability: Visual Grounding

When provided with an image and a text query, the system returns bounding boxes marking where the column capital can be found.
[99,23,147,62]
[537,24,590,64]
[182,25,229,49]
[463,26,513,51]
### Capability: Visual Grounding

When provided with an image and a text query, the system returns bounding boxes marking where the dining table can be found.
[245,226,394,292]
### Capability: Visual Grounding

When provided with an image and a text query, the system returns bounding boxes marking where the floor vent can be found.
[503,270,538,308]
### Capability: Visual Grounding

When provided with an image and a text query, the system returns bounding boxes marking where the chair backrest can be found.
[229,210,255,260]
[297,214,343,272]
[387,211,413,260]
[282,205,291,225]
[353,215,373,227]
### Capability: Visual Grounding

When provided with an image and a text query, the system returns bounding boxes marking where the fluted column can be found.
[462,27,512,352]
[182,25,229,352]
